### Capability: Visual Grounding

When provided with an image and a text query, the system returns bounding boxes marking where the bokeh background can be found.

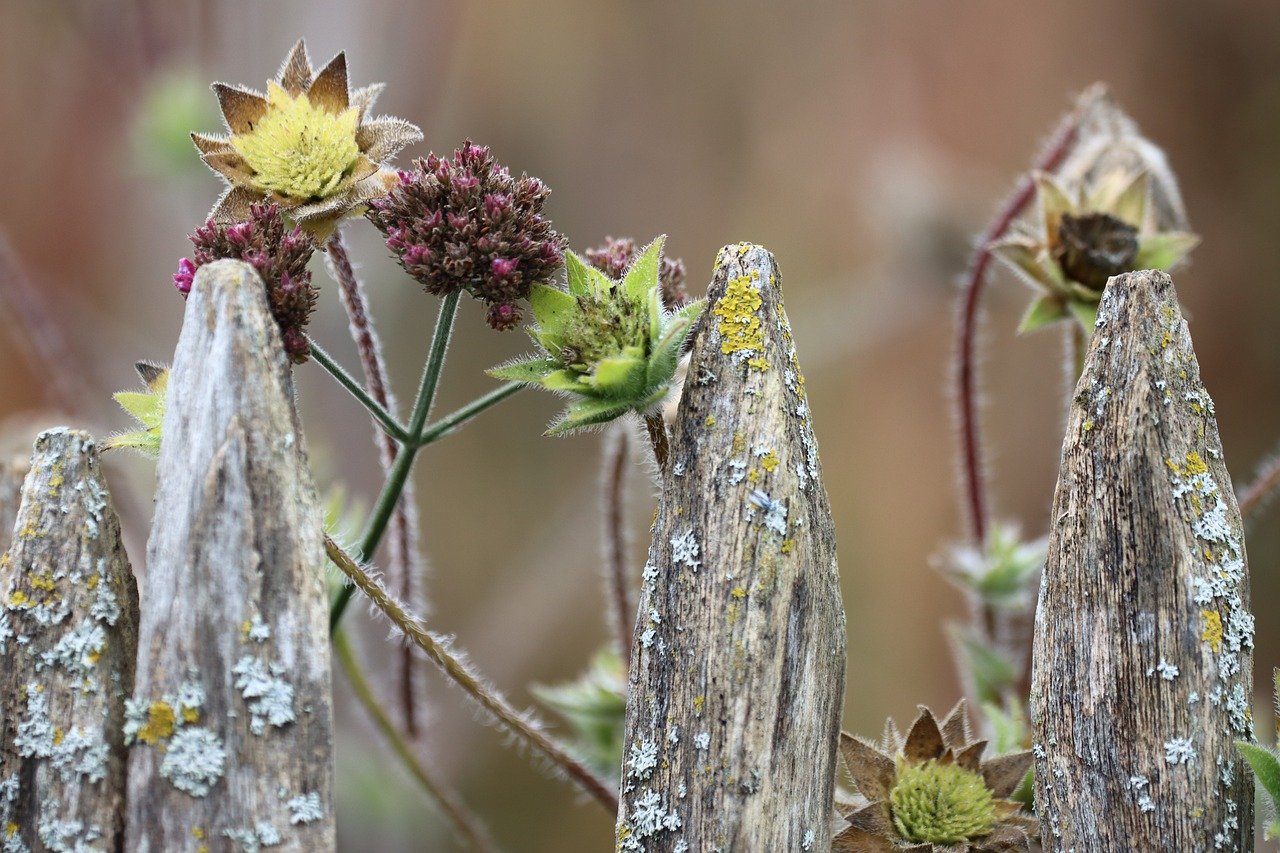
[3,2,1280,849]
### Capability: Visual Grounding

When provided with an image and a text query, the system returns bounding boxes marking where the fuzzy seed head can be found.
[231,82,362,201]
[890,759,996,845]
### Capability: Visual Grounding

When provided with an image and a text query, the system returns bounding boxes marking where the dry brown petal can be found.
[278,39,313,96]
[209,186,257,223]
[955,740,988,772]
[973,823,1030,852]
[840,733,896,802]
[904,707,945,763]
[307,51,350,112]
[832,825,899,853]
[350,82,385,120]
[940,698,971,749]
[201,151,256,186]
[213,83,268,134]
[845,801,894,836]
[981,751,1034,799]
[190,132,233,157]
[357,117,423,162]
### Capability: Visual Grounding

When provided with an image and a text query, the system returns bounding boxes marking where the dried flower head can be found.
[366,140,566,329]
[487,237,703,435]
[174,202,318,363]
[192,40,422,237]
[834,700,1036,852]
[531,647,627,781]
[994,85,1199,334]
[586,236,689,308]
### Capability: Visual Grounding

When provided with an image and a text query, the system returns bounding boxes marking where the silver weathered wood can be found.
[0,457,26,554]
[616,244,846,851]
[1031,270,1253,851]
[1,429,139,851]
[125,260,334,851]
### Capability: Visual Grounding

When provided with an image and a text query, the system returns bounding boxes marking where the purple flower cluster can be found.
[174,203,318,363]
[585,236,689,309]
[366,140,566,330]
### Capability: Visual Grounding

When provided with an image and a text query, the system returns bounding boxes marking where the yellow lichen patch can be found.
[780,539,796,555]
[747,469,759,484]
[705,415,717,427]
[137,701,177,745]
[693,695,705,715]
[713,276,765,365]
[85,573,100,590]
[7,589,30,609]
[5,823,17,839]
[1201,609,1223,653]
[192,827,206,840]
[1083,419,1094,432]
[29,573,56,592]
[242,620,252,638]
[759,450,779,473]
[87,643,104,665]
[731,587,747,599]
[53,727,64,747]
[732,432,746,454]
[1166,451,1209,479]
[747,356,769,371]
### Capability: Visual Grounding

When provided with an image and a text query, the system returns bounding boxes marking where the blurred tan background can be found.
[3,1,1280,849]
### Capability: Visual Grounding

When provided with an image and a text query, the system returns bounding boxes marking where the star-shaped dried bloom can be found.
[993,85,1199,335]
[192,40,422,238]
[585,236,689,309]
[833,700,1036,852]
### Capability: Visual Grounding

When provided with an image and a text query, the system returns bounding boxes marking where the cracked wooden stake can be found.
[125,260,334,850]
[616,244,846,851]
[1031,270,1254,851]
[0,429,139,850]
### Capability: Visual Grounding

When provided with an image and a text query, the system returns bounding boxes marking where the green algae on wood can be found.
[0,429,140,852]
[1031,270,1254,851]
[616,244,845,851]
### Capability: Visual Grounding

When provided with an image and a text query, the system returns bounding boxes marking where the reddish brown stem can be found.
[326,229,422,737]
[954,115,1082,549]
[643,413,670,472]
[1239,452,1280,522]
[602,424,633,669]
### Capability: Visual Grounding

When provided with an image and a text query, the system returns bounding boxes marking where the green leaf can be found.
[540,369,588,393]
[1135,232,1200,271]
[104,428,162,457]
[1068,300,1098,334]
[646,315,692,391]
[529,283,578,336]
[588,354,646,399]
[564,250,592,296]
[1018,295,1068,334]
[622,236,665,306]
[1034,172,1076,233]
[1267,819,1280,842]
[545,398,633,436]
[949,626,1017,705]
[487,357,558,383]
[105,365,169,458]
[1237,741,1280,806]
[1105,169,1150,229]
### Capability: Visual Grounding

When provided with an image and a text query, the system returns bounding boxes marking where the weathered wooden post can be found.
[0,457,26,553]
[616,244,847,851]
[1,429,140,850]
[1031,270,1254,850]
[124,260,334,850]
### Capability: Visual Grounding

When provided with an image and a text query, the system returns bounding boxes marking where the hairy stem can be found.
[414,382,523,447]
[643,412,670,472]
[325,536,619,813]
[602,424,633,669]
[953,114,1083,547]
[333,630,499,852]
[330,291,461,631]
[327,228,423,735]
[1239,451,1280,522]
[308,339,409,442]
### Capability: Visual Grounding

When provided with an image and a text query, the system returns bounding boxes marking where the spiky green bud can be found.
[105,362,169,457]
[488,236,703,435]
[890,758,996,845]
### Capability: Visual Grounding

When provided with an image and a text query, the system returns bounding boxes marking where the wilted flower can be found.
[191,40,422,237]
[175,202,318,363]
[994,86,1199,334]
[366,140,565,330]
[106,362,169,457]
[487,237,703,435]
[586,236,689,308]
[531,647,627,781]
[834,701,1036,852]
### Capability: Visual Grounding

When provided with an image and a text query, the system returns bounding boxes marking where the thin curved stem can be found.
[602,424,633,669]
[325,536,619,813]
[308,339,409,443]
[954,114,1083,547]
[327,228,424,735]
[643,413,670,472]
[1239,452,1280,522]
[415,382,523,447]
[333,630,499,852]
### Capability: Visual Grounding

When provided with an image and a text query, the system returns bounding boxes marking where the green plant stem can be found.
[414,382,522,447]
[309,339,409,442]
[325,536,619,813]
[333,630,498,852]
[330,291,461,631]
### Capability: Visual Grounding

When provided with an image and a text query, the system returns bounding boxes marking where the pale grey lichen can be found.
[628,739,659,781]
[286,792,324,825]
[233,655,296,735]
[37,619,106,676]
[670,529,701,572]
[160,727,226,796]
[247,614,272,643]
[1163,737,1196,765]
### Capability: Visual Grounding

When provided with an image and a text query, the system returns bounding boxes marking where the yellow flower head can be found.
[192,40,422,237]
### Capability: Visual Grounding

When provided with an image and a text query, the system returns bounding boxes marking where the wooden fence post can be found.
[1031,270,1254,850]
[1,428,140,851]
[616,243,847,851]
[124,260,334,851]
